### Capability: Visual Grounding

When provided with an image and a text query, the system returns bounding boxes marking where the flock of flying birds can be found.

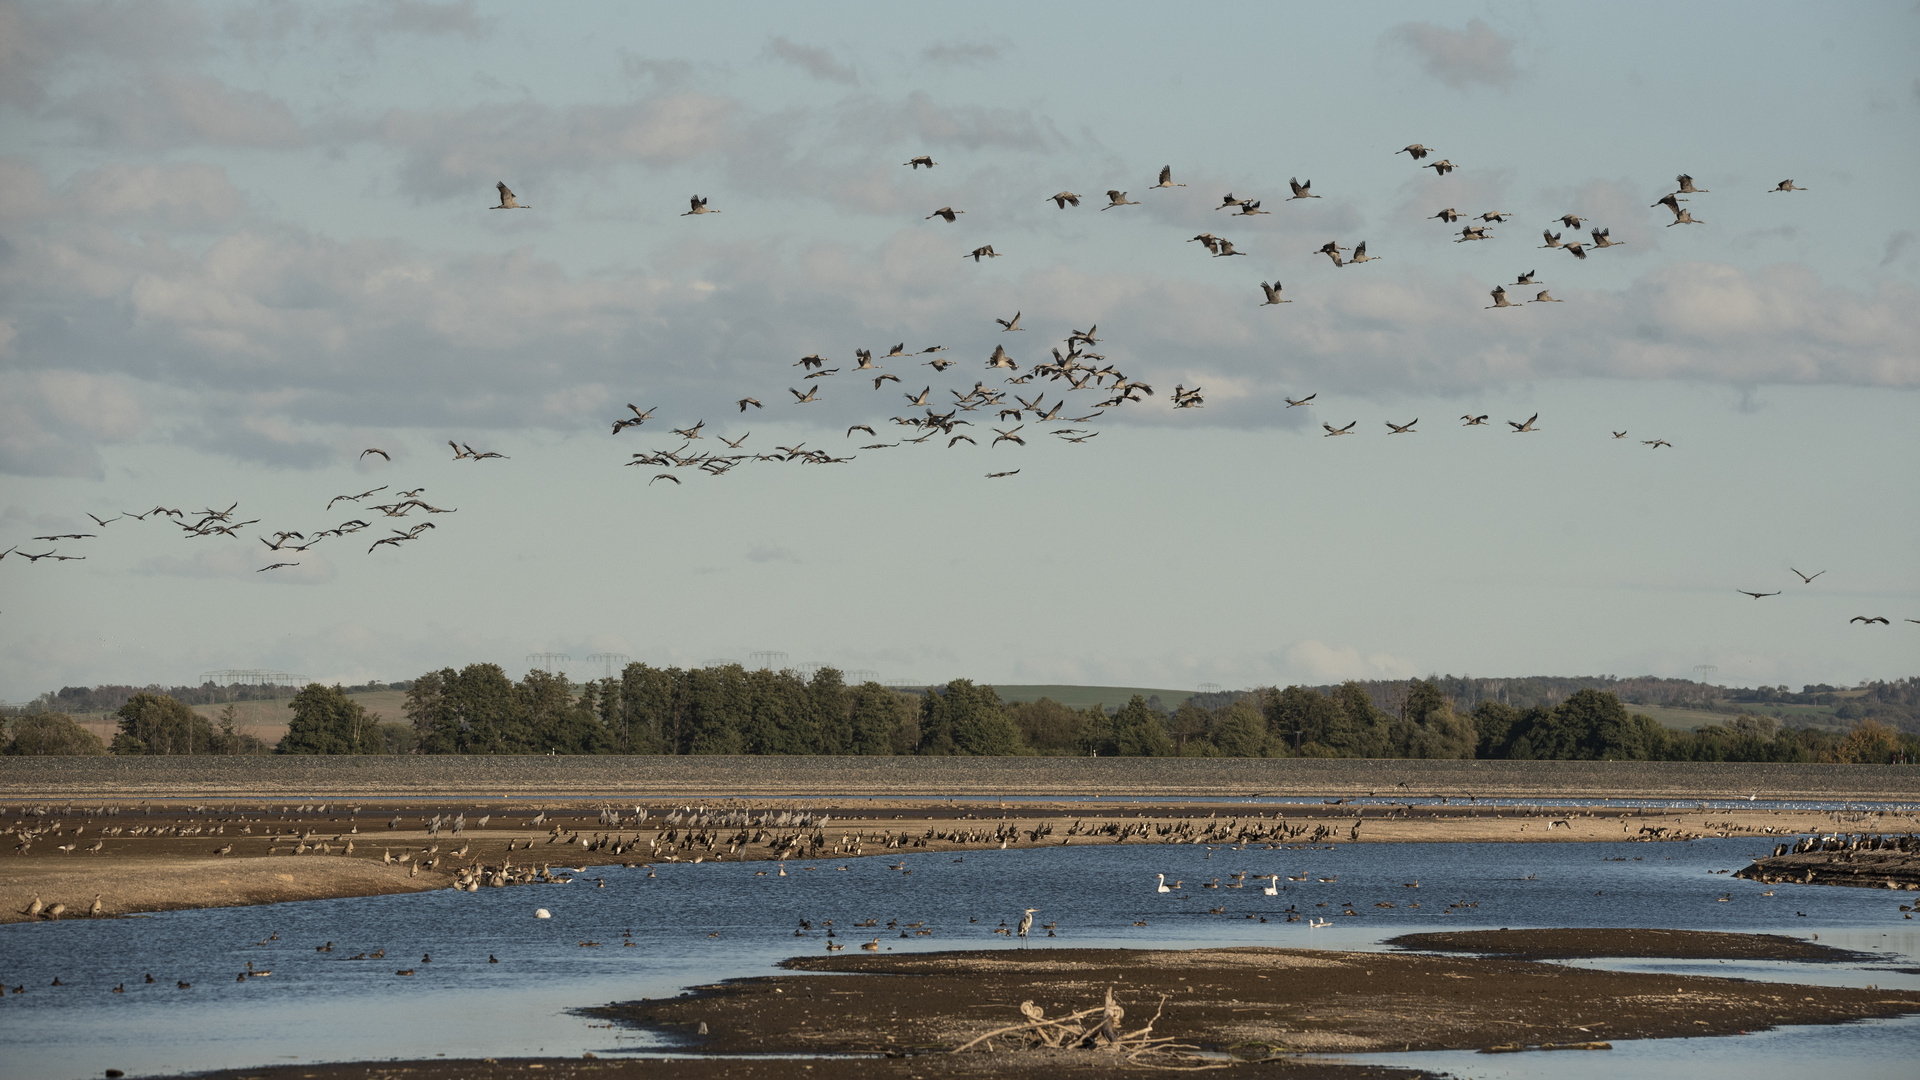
[0,160,1883,626]
[1733,568,1914,628]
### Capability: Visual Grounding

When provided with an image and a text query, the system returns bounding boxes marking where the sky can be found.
[1,0,1916,701]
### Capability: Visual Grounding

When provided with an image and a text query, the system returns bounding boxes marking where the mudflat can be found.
[596,936,1920,1058]
[8,797,1909,923]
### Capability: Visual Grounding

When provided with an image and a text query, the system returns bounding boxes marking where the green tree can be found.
[1112,695,1173,756]
[1208,701,1269,757]
[1260,685,1341,757]
[1168,703,1215,756]
[279,683,381,754]
[111,693,215,755]
[917,680,1021,755]
[5,711,107,755]
[848,682,913,755]
[1391,680,1478,759]
[1009,697,1087,754]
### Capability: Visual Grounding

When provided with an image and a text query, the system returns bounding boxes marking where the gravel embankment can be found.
[1,756,1913,800]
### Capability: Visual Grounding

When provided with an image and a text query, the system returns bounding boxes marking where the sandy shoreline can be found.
[7,796,1913,924]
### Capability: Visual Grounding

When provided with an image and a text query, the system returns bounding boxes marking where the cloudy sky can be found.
[2,0,1916,701]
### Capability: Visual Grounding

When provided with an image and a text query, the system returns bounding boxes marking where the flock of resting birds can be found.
[4,157,1896,629]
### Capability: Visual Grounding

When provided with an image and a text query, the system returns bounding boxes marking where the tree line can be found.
[5,663,1914,764]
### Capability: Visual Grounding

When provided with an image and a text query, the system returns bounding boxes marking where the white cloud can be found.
[1383,18,1520,91]
[64,161,246,228]
[1277,640,1417,684]
[54,71,305,149]
[765,36,857,85]
[0,371,146,477]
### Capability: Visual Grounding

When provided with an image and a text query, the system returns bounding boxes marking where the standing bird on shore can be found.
[1016,908,1038,946]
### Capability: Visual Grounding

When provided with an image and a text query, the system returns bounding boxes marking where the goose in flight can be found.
[992,425,1026,446]
[1653,192,1685,215]
[1515,270,1542,285]
[1508,412,1540,432]
[720,434,750,448]
[18,550,59,561]
[1101,190,1137,210]
[1738,589,1781,599]
[1563,241,1588,259]
[1642,439,1671,448]
[258,562,297,572]
[86,513,119,527]
[1431,207,1460,222]
[1540,230,1564,249]
[1287,177,1320,200]
[1346,240,1378,264]
[330,485,388,508]
[926,207,962,222]
[1047,191,1081,208]
[650,473,680,485]
[789,386,819,403]
[1397,144,1433,160]
[1790,568,1825,583]
[1316,240,1349,266]
[1486,286,1518,308]
[1558,214,1587,229]
[1590,227,1623,248]
[1849,616,1888,624]
[1666,210,1704,227]
[854,348,877,369]
[847,425,875,438]
[1213,239,1246,257]
[1479,211,1511,223]
[1613,431,1628,439]
[736,397,762,411]
[1674,174,1708,194]
[872,373,900,388]
[987,344,1018,370]
[1323,421,1357,437]
[671,420,705,440]
[1530,290,1562,303]
[1285,394,1316,407]
[1424,159,1454,176]
[681,195,718,216]
[360,448,389,460]
[1215,192,1244,210]
[924,355,955,371]
[803,367,839,379]
[1456,225,1491,243]
[490,182,528,209]
[967,245,1000,261]
[948,434,976,447]
[996,311,1025,332]
[1769,180,1806,193]
[1260,281,1291,305]
[795,354,827,369]
[905,386,932,406]
[904,155,936,169]
[1386,419,1418,434]
[1151,165,1185,188]
[1236,199,1269,215]
[1189,232,1221,255]
[1461,414,1489,425]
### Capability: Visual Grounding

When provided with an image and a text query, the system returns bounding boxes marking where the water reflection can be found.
[0,838,1913,1079]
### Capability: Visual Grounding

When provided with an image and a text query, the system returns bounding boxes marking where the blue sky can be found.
[1,1,1915,700]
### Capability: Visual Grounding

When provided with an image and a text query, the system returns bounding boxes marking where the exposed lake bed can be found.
[2,766,1916,1079]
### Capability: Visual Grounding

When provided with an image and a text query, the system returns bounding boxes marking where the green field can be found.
[1625,701,1842,732]
[989,685,1194,710]
[67,688,407,745]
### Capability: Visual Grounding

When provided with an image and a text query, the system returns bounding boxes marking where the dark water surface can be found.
[1,838,1915,1079]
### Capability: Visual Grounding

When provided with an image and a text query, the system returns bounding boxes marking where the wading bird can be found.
[1431,208,1460,222]
[1530,290,1562,303]
[1508,413,1540,432]
[1101,190,1137,210]
[1486,286,1518,308]
[737,397,762,411]
[925,206,962,222]
[1287,178,1320,200]
[1643,439,1671,448]
[1590,227,1623,248]
[1150,166,1185,189]
[967,245,1000,261]
[1674,174,1708,194]
[1738,590,1781,599]
[490,182,528,209]
[1769,180,1806,193]
[1285,394,1316,407]
[1260,281,1291,305]
[681,195,718,216]
[1047,192,1080,208]
[1461,415,1489,425]
[1016,908,1037,945]
[904,156,936,169]
[1424,159,1454,176]
[1397,144,1433,160]
[1323,421,1357,437]
[1791,568,1826,583]
[360,448,389,460]
[996,311,1025,332]
[1850,616,1889,625]
[1386,419,1417,434]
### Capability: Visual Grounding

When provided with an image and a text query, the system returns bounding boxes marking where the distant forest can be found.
[5,665,1915,764]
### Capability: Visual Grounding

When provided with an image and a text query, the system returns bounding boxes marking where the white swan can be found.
[1156,873,1171,894]
[1263,875,1280,896]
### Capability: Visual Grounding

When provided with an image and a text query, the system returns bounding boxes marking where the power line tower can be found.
[885,678,920,690]
[700,657,740,670]
[749,651,790,671]
[587,653,631,681]
[1692,664,1718,684]
[847,669,879,684]
[526,653,573,674]
[1197,682,1223,695]
[796,661,825,679]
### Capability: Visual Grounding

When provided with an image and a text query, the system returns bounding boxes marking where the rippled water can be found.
[1,838,1915,1079]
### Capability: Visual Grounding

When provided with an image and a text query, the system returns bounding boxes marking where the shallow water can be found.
[0,838,1915,1079]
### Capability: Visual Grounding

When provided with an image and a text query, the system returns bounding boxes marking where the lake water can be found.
[1,837,1915,1079]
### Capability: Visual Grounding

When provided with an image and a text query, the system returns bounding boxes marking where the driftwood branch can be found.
[952,987,1228,1070]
